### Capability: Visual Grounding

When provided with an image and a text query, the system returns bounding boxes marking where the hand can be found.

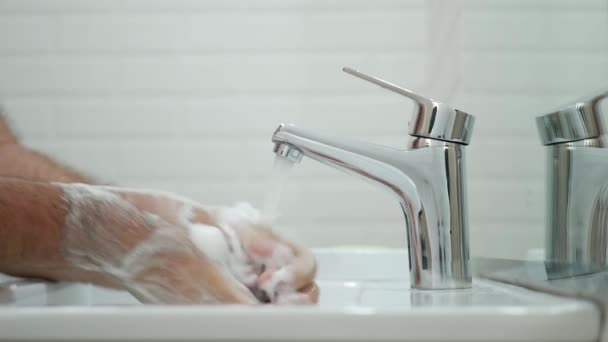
[57,183,318,305]
[211,203,319,304]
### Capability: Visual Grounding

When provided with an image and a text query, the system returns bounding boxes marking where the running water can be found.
[262,155,296,221]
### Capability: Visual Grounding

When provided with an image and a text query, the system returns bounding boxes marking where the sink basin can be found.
[0,248,601,341]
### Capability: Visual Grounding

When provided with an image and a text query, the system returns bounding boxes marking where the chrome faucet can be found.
[271,67,475,290]
[536,91,608,266]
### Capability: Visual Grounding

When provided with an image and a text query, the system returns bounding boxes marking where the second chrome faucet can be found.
[271,68,475,290]
[537,91,608,267]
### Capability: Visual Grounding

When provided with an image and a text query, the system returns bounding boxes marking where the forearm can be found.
[0,178,66,277]
[0,179,115,285]
[0,144,92,183]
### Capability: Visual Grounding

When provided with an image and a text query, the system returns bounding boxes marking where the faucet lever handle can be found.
[343,67,475,145]
[536,90,608,146]
[342,67,433,108]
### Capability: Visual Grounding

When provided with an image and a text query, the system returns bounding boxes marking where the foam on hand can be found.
[209,202,304,304]
[59,181,307,304]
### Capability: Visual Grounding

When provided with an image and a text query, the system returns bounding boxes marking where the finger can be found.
[281,240,318,291]
[274,284,319,305]
[245,238,276,258]
[125,231,259,305]
[221,215,317,301]
[132,255,260,305]
[256,250,317,303]
[251,227,317,290]
[191,207,217,226]
[241,225,302,263]
[238,224,277,256]
[179,243,260,304]
[299,282,320,304]
[245,231,317,296]
[204,265,260,304]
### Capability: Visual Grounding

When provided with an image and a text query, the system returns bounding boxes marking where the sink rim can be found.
[0,301,599,342]
[0,248,602,341]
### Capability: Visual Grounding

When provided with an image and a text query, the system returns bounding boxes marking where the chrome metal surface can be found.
[272,123,472,290]
[273,142,303,163]
[537,91,608,266]
[473,257,606,281]
[536,90,608,146]
[343,67,475,145]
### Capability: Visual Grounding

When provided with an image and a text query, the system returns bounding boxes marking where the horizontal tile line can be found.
[281,219,543,227]
[0,47,605,56]
[0,90,430,97]
[0,52,426,59]
[21,135,540,143]
[461,89,607,96]
[461,51,608,57]
[0,6,601,15]
[0,9,427,16]
[461,47,608,53]
[0,49,427,57]
[462,6,606,12]
[110,178,544,187]
[0,94,415,101]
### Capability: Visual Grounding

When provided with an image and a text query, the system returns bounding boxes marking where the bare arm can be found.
[0,178,111,285]
[0,114,108,283]
[0,113,318,304]
[0,179,261,303]
[0,179,64,273]
[0,114,93,183]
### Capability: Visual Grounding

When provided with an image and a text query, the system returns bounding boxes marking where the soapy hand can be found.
[57,183,318,305]
[212,203,318,304]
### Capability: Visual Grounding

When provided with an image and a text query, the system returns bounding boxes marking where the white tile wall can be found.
[0,0,607,258]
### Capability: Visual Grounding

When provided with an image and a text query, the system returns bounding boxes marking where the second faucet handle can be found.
[536,90,608,146]
[343,67,475,145]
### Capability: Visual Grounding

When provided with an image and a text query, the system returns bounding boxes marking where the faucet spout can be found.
[272,123,472,290]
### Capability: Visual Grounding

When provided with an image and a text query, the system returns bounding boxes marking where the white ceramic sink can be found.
[0,248,601,341]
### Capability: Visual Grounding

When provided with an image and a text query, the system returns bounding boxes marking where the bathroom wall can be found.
[0,0,607,258]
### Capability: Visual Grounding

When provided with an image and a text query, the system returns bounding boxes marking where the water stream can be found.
[262,155,296,220]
